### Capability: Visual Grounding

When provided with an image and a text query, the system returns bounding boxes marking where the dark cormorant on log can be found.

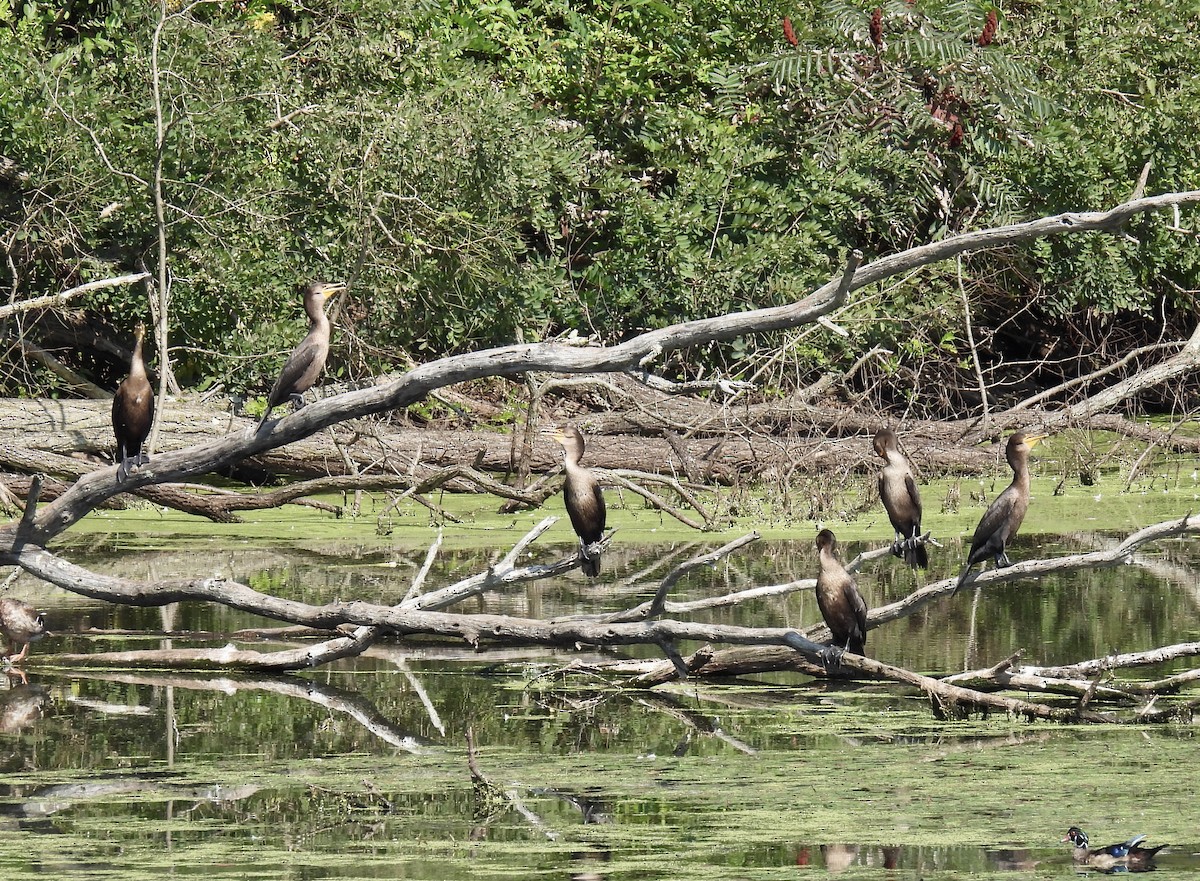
[112,322,154,482]
[0,597,47,663]
[955,430,1047,592]
[873,428,928,569]
[549,423,605,577]
[257,280,345,430]
[815,529,868,657]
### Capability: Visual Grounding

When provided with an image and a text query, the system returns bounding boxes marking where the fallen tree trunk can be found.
[5,192,1200,727]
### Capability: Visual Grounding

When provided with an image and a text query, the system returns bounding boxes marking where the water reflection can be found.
[24,530,1200,674]
[0,683,45,736]
[2,532,1200,879]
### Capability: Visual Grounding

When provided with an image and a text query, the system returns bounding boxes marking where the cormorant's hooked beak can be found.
[320,281,347,300]
[1024,433,1049,449]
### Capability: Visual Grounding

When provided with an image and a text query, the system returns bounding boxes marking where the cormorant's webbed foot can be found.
[820,644,845,672]
[288,393,307,410]
[995,551,1014,568]
[889,539,904,559]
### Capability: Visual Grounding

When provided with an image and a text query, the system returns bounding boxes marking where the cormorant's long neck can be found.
[129,336,148,382]
[305,296,330,336]
[562,444,584,471]
[1009,450,1030,491]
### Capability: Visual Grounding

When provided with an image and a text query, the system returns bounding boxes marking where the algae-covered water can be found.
[4,465,1200,879]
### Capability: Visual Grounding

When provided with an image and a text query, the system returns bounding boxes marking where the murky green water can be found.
[4,489,1200,879]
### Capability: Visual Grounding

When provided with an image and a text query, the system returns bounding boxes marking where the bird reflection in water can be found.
[0,681,48,734]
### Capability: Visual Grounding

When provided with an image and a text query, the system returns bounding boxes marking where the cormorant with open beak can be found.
[112,322,154,482]
[873,428,928,569]
[955,430,1048,592]
[549,424,605,577]
[257,280,345,430]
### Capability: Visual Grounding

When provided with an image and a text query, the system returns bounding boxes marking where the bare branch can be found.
[0,273,150,320]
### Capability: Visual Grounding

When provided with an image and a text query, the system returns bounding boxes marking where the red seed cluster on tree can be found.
[783,16,798,47]
[870,7,883,51]
[928,85,968,149]
[978,9,998,46]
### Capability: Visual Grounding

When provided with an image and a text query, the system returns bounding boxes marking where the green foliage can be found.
[0,0,1197,406]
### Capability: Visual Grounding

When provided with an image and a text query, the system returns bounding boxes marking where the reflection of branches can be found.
[47,668,422,752]
[631,691,757,755]
[0,776,262,820]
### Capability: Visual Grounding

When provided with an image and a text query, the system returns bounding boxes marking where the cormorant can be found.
[549,424,605,577]
[815,529,868,657]
[257,280,345,430]
[112,322,154,482]
[0,597,47,663]
[873,428,928,569]
[955,431,1047,591]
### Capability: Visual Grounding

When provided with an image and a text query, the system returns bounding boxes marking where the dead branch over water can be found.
[4,193,1200,724]
[15,513,1200,724]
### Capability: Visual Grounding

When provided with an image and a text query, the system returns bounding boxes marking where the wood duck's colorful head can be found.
[1062,827,1087,847]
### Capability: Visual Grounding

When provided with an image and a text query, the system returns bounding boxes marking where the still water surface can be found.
[3,528,1200,879]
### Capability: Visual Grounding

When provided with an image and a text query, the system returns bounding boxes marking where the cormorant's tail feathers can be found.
[904,542,929,569]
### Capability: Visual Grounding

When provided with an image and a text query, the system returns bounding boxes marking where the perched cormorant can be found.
[257,280,346,430]
[1063,827,1166,870]
[112,322,154,482]
[955,431,1047,592]
[0,597,48,663]
[549,424,605,577]
[873,428,928,569]
[815,529,868,657]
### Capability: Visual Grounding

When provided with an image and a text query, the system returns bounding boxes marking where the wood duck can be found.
[549,424,606,576]
[873,428,928,569]
[258,280,346,430]
[0,597,48,663]
[955,430,1047,592]
[814,529,868,659]
[1062,827,1166,870]
[112,322,155,481]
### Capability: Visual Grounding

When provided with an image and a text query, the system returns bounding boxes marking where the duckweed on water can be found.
[5,437,1200,878]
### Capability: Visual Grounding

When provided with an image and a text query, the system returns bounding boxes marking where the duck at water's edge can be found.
[0,597,48,664]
